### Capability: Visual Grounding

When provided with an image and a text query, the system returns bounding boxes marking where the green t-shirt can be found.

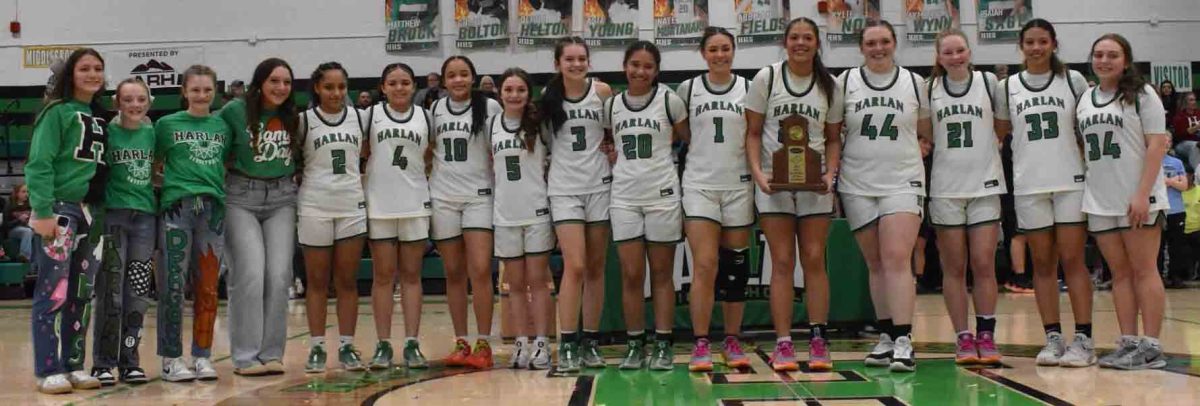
[218,99,296,178]
[155,110,231,211]
[105,121,156,213]
[24,100,106,219]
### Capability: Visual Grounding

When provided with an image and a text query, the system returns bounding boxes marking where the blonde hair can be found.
[113,78,153,109]
[930,28,972,80]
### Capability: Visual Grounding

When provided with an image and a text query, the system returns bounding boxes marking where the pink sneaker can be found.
[956,333,979,364]
[976,331,1002,365]
[688,338,713,372]
[722,336,749,368]
[808,337,832,371]
[770,340,799,371]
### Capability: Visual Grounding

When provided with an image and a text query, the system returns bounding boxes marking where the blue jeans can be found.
[9,225,34,260]
[30,202,101,377]
[157,195,225,359]
[224,174,297,368]
[92,209,156,369]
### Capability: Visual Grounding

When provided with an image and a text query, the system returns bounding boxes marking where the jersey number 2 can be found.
[331,150,347,174]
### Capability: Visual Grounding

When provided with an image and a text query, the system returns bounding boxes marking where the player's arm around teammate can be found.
[218,58,300,377]
[430,56,502,369]
[743,18,844,373]
[491,69,556,369]
[90,78,158,386]
[1080,34,1170,370]
[606,41,688,371]
[993,19,1096,367]
[26,48,109,394]
[362,63,434,370]
[681,27,756,373]
[925,30,1005,366]
[538,36,614,371]
[154,65,233,382]
[833,20,929,373]
[296,63,369,373]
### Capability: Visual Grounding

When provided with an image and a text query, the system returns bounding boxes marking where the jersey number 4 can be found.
[1084,131,1121,161]
[392,145,409,169]
[620,134,652,159]
[860,114,899,140]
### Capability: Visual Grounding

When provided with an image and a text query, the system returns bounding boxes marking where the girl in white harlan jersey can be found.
[833,20,929,373]
[994,19,1096,368]
[604,41,689,371]
[490,68,555,370]
[362,63,432,370]
[679,27,756,374]
[744,18,844,373]
[925,29,1004,366]
[297,62,368,373]
[431,56,503,369]
[1081,34,1170,370]
[538,37,614,372]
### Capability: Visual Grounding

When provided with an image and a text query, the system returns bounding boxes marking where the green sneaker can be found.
[305,346,327,374]
[339,344,366,371]
[619,339,646,370]
[369,341,394,370]
[581,338,606,368]
[649,340,673,371]
[557,341,581,372]
[403,339,429,369]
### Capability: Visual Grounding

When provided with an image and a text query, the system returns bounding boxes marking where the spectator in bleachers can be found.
[3,184,33,262]
[1161,80,1179,128]
[414,72,446,109]
[1162,153,1191,288]
[1173,92,1200,169]
[356,91,375,109]
[478,75,498,101]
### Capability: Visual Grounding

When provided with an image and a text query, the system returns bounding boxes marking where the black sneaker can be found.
[119,367,149,385]
[90,367,116,387]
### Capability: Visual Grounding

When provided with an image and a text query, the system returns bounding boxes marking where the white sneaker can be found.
[194,357,219,380]
[37,373,73,394]
[1036,332,1066,366]
[864,333,894,367]
[162,357,196,382]
[1059,333,1097,367]
[889,335,915,372]
[530,341,552,370]
[511,341,530,369]
[66,370,101,389]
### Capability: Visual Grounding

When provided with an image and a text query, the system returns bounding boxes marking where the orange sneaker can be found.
[444,338,472,367]
[465,339,494,369]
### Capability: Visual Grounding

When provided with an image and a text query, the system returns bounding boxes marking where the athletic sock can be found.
[516,336,529,351]
[878,319,895,337]
[405,336,418,345]
[776,336,792,344]
[1075,323,1092,338]
[655,330,673,346]
[561,331,579,345]
[810,323,827,340]
[976,315,997,334]
[1044,323,1062,335]
[893,324,912,338]
[957,330,971,338]
[583,330,600,343]
[1144,336,1160,347]
[339,335,354,347]
[627,330,645,342]
[310,336,326,349]
[694,334,709,343]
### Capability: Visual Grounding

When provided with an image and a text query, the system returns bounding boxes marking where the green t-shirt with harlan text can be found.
[105,121,157,213]
[218,98,295,178]
[155,110,231,211]
[24,99,106,219]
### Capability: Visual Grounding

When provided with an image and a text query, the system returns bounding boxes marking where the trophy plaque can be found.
[770,114,824,191]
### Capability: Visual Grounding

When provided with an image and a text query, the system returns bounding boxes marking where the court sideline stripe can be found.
[968,367,1073,406]
[565,375,595,406]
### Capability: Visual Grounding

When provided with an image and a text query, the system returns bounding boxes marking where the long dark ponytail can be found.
[245,58,298,154]
[1019,18,1066,75]
[1090,33,1146,106]
[441,55,489,135]
[539,36,589,133]
[499,68,541,152]
[784,18,836,105]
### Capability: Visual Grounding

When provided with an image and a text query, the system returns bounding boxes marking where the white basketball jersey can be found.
[930,71,1006,198]
[682,74,750,190]
[607,85,681,206]
[1006,71,1086,195]
[298,107,366,217]
[490,116,550,226]
[1078,86,1169,216]
[547,79,611,196]
[430,97,500,202]
[364,103,432,219]
[757,62,834,178]
[840,67,926,196]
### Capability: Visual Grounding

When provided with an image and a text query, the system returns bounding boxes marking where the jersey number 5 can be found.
[505,156,521,181]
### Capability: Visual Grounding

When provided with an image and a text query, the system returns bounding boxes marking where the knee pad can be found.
[715,248,749,303]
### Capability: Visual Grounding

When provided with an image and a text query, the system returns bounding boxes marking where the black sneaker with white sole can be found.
[864,333,894,367]
[120,367,149,385]
[90,367,116,386]
[889,335,915,372]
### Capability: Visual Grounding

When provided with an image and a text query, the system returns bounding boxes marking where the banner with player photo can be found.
[518,0,573,47]
[103,46,205,90]
[904,0,961,43]
[455,0,509,49]
[583,0,640,47]
[825,0,881,45]
[386,0,439,52]
[977,0,1033,41]
[654,0,710,47]
[736,0,787,45]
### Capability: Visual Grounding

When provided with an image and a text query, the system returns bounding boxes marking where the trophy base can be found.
[769,183,826,192]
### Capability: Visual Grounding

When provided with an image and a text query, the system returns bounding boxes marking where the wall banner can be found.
[1152,62,1193,92]
[904,0,961,43]
[654,0,710,47]
[583,0,639,47]
[826,0,881,45]
[103,46,205,90]
[977,0,1033,41]
[386,0,440,52]
[736,0,787,46]
[517,0,573,47]
[455,0,510,49]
